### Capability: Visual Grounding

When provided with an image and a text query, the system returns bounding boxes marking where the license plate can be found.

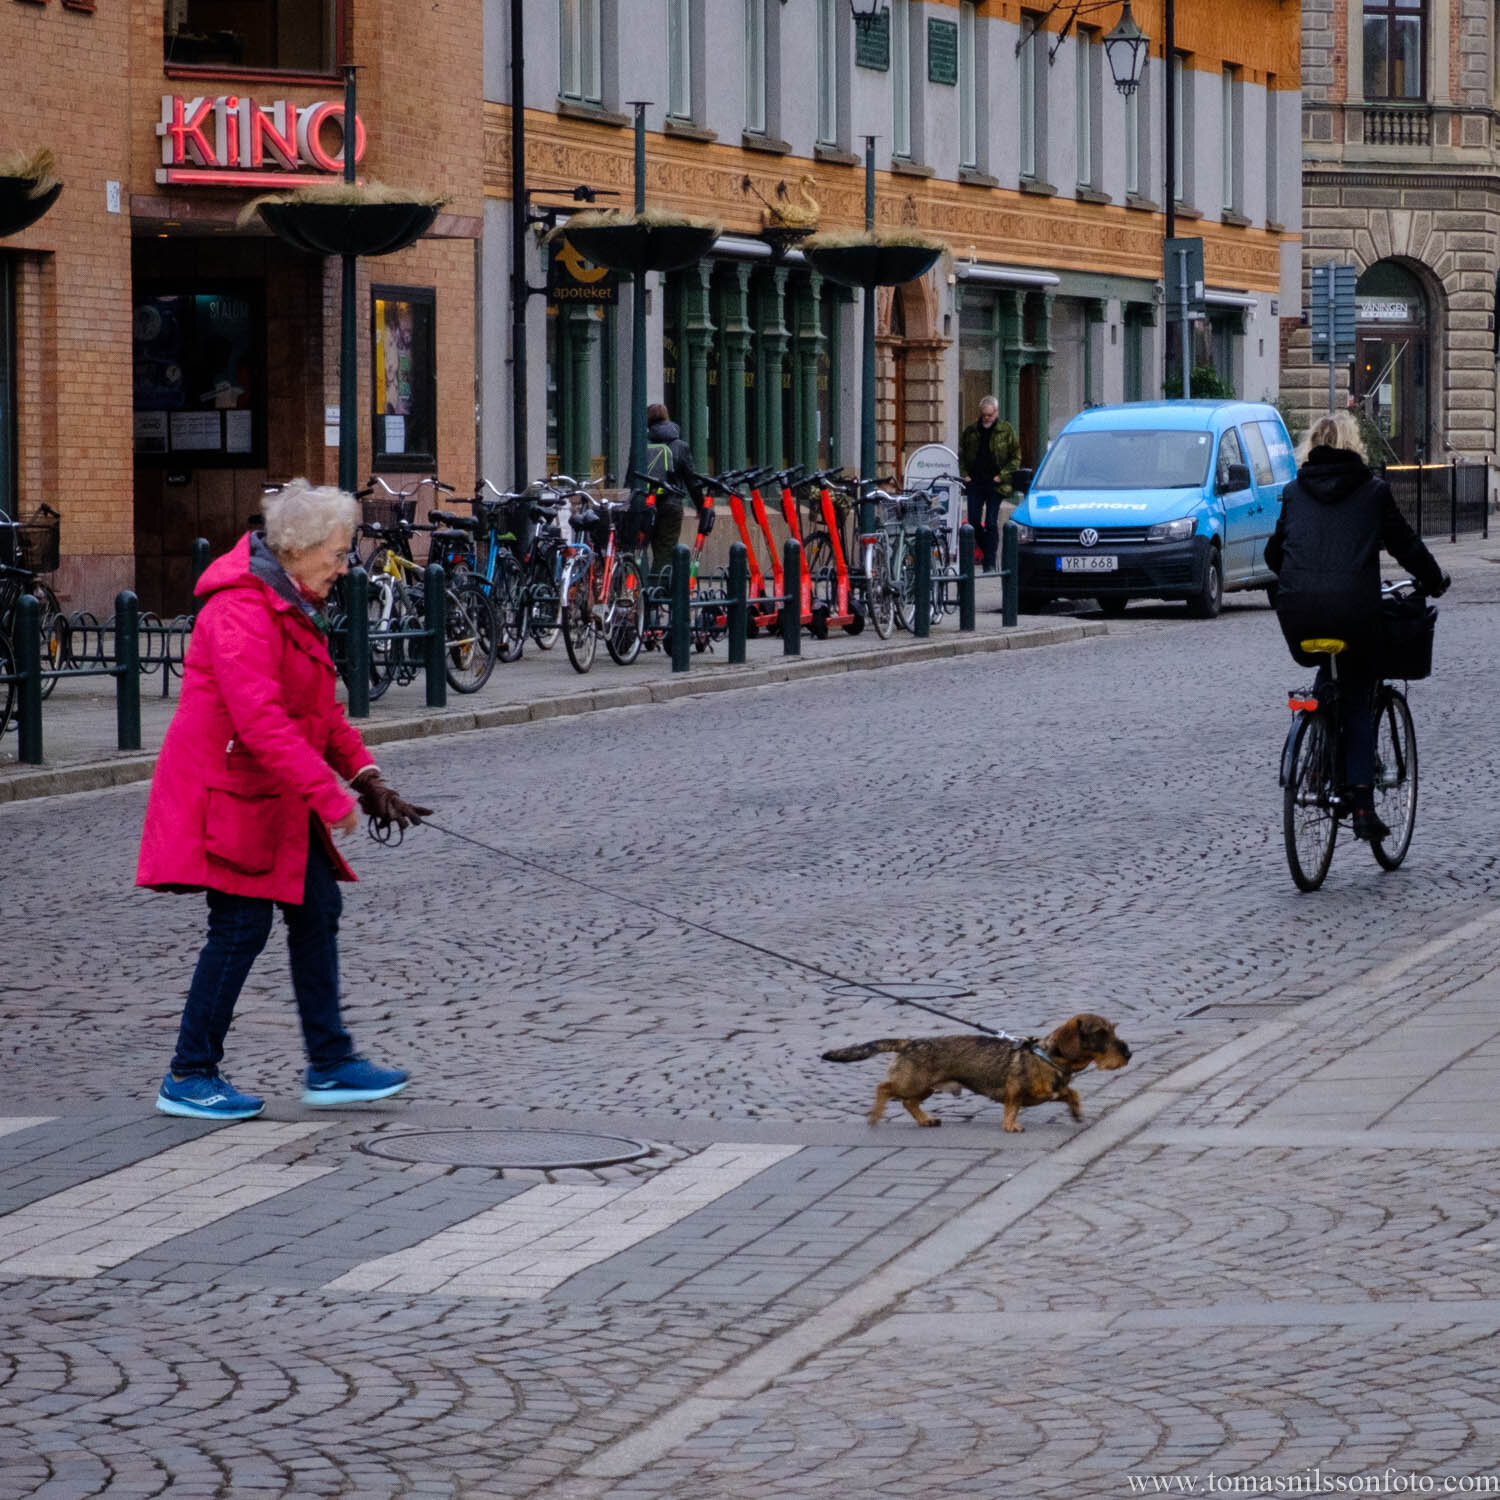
[1058,555,1118,573]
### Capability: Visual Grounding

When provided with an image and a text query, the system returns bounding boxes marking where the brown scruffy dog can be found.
[821,1014,1131,1132]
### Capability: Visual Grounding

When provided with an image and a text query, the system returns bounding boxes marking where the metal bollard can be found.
[914,526,932,638]
[728,542,748,666]
[345,566,371,719]
[671,543,692,673]
[190,537,212,611]
[115,590,141,751]
[424,562,447,709]
[16,593,43,766]
[1001,519,1019,628]
[782,539,801,656]
[958,523,976,632]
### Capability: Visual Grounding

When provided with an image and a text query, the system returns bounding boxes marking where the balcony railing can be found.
[1362,105,1432,148]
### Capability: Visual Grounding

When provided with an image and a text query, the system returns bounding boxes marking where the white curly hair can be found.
[262,479,360,557]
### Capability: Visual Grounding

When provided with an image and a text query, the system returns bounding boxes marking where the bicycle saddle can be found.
[429,510,479,532]
[1300,638,1347,656]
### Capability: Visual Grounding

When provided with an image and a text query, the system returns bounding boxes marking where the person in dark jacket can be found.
[1265,411,1449,841]
[644,403,702,576]
[958,396,1022,572]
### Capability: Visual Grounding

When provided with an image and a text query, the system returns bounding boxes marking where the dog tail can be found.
[821,1040,907,1063]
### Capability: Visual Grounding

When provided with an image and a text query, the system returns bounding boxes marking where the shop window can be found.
[132,284,263,465]
[1363,0,1424,101]
[163,0,338,72]
[371,286,436,473]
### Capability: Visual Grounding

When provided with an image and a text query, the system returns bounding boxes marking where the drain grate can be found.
[359,1128,651,1170]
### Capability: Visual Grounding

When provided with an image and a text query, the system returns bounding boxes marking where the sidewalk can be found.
[0,571,1105,802]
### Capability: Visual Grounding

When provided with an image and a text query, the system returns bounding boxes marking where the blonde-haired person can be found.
[1265,416,1449,842]
[137,480,430,1120]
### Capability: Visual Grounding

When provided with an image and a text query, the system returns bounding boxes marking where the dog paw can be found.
[1003,1121,1024,1133]
[919,1118,941,1127]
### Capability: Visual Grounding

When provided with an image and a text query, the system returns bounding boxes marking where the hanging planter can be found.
[802,229,944,289]
[549,210,722,276]
[0,149,63,239]
[241,181,446,258]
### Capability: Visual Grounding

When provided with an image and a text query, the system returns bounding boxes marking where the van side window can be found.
[1257,419,1297,483]
[1215,428,1245,487]
[1242,423,1275,487]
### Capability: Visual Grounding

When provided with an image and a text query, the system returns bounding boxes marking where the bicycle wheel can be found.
[929,532,952,622]
[31,581,67,699]
[604,553,645,666]
[0,628,14,737]
[365,576,399,702]
[893,540,914,632]
[1371,686,1418,870]
[561,565,597,673]
[491,555,525,663]
[863,539,895,639]
[1283,713,1339,892]
[804,532,836,611]
[444,577,498,694]
[528,575,561,649]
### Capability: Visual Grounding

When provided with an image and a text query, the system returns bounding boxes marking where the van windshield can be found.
[1034,430,1213,490]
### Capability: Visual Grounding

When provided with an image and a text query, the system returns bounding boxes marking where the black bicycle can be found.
[1280,579,1428,891]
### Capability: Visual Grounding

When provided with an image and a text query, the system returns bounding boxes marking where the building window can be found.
[891,0,912,158]
[371,286,436,472]
[1124,75,1141,196]
[668,0,693,119]
[816,0,840,145]
[1363,0,1424,100]
[745,0,768,134]
[958,1,979,168]
[560,0,603,105]
[1076,28,1099,189]
[132,285,263,464]
[1172,52,1190,204]
[1264,71,1279,222]
[1019,12,1044,181]
[163,0,337,71]
[1221,66,1242,214]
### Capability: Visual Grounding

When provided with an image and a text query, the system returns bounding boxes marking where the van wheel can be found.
[1096,596,1129,617]
[1018,592,1048,613]
[1186,547,1223,619]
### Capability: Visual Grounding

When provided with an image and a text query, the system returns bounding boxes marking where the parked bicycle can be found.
[557,490,650,673]
[1280,578,1428,891]
[859,484,951,637]
[0,504,68,732]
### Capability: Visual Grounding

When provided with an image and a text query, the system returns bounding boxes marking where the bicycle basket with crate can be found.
[1382,591,1437,680]
[613,496,656,551]
[363,494,418,529]
[0,504,60,573]
[878,492,937,529]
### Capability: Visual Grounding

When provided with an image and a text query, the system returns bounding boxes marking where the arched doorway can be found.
[1352,260,1430,464]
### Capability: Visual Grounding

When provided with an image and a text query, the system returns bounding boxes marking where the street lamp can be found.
[849,0,885,34]
[1102,1,1149,96]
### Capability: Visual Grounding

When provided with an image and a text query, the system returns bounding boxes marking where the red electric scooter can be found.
[798,467,864,637]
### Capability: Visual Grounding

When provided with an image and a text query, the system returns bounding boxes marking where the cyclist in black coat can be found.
[1265,411,1449,841]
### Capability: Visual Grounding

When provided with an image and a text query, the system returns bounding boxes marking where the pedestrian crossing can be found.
[0,1122,331,1279]
[0,1120,799,1296]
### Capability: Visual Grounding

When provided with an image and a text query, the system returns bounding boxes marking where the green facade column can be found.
[565,306,596,480]
[760,266,790,470]
[998,290,1023,427]
[794,272,825,471]
[719,261,752,472]
[1083,299,1106,409]
[683,264,715,472]
[1033,292,1056,447]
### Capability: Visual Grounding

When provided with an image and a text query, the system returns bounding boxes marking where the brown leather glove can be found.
[352,769,432,831]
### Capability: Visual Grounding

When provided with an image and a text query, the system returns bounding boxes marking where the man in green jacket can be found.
[958,395,1021,572]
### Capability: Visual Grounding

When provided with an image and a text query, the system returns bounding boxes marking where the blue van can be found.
[1011,400,1297,617]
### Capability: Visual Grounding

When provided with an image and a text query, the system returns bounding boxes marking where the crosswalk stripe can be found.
[324,1142,801,1299]
[0,1123,330,1279]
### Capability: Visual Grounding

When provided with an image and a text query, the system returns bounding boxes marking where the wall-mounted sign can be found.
[928,18,958,85]
[156,95,367,189]
[855,11,890,70]
[548,236,619,305]
[1357,299,1416,323]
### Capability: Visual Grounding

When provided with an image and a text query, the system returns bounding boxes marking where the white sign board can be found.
[903,444,963,552]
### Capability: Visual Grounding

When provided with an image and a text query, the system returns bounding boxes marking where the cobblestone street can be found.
[4,551,1500,1497]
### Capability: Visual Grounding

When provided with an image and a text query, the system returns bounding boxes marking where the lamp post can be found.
[849,0,886,33]
[861,134,877,490]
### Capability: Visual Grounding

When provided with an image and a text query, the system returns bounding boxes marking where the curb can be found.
[0,621,1105,806]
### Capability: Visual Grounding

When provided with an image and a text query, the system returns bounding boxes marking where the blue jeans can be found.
[169,825,355,1077]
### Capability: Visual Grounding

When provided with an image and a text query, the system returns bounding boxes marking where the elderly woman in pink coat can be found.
[138,480,428,1121]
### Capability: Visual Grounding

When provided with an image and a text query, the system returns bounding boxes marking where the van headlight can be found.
[1146,516,1197,543]
[1011,522,1035,544]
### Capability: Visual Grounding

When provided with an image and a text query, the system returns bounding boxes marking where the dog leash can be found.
[367,814,1007,1037]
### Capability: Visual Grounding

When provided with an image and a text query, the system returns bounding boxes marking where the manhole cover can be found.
[832,980,976,1004]
[358,1129,651,1170]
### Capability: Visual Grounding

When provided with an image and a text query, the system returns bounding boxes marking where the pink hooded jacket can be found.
[136,533,372,901]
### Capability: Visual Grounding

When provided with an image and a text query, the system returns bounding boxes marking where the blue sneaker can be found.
[302,1057,409,1107]
[156,1072,265,1121]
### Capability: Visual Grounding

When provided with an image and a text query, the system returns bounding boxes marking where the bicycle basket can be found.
[363,494,417,529]
[615,497,656,551]
[1382,594,1437,680]
[3,508,60,573]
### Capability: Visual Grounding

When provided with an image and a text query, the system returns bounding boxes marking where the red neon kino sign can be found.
[156,95,367,187]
